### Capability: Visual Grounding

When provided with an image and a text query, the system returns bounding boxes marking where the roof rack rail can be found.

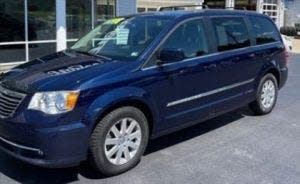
[157,5,249,12]
[158,5,209,11]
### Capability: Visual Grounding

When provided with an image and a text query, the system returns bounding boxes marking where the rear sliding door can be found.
[208,16,257,114]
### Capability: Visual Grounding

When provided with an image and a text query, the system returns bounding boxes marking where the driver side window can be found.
[161,19,208,60]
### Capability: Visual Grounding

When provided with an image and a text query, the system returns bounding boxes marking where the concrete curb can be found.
[292,38,300,53]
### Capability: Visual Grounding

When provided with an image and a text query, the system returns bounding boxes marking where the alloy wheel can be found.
[104,118,142,165]
[260,79,276,109]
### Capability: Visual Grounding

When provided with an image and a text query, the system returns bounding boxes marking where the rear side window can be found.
[249,16,280,45]
[211,17,250,52]
[161,19,208,59]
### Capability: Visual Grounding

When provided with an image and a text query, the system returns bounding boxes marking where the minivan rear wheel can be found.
[88,106,149,176]
[249,73,278,115]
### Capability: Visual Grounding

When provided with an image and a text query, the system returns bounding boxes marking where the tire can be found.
[249,73,278,115]
[88,106,149,176]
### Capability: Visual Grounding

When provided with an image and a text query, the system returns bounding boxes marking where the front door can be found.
[152,18,218,129]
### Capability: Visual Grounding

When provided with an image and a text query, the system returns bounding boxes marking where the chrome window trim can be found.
[166,78,255,107]
[141,14,282,71]
[142,41,281,71]
[142,52,219,71]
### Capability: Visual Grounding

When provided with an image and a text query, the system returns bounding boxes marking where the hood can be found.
[0,50,133,93]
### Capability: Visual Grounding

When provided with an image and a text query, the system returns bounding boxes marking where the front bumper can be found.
[0,119,89,168]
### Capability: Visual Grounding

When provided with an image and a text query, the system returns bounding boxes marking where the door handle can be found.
[204,64,216,70]
[220,61,231,67]
[232,57,240,63]
[179,69,185,74]
[168,69,186,79]
[249,53,256,58]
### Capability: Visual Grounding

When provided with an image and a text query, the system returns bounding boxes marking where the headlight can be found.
[28,91,80,114]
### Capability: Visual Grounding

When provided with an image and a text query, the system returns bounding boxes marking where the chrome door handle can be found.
[204,64,216,70]
[249,53,256,58]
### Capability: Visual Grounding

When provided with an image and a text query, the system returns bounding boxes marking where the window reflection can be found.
[67,0,92,39]
[67,41,77,49]
[0,1,26,63]
[203,0,225,8]
[0,1,25,42]
[212,17,250,51]
[0,45,25,63]
[66,0,116,39]
[162,19,208,59]
[28,0,56,40]
[96,0,116,25]
[235,0,257,10]
[29,43,56,60]
[0,0,117,64]
[250,17,280,45]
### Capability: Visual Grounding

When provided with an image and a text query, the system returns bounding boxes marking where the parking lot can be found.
[0,54,299,184]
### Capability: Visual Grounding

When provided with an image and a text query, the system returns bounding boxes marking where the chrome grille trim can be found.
[0,85,26,118]
[0,136,43,154]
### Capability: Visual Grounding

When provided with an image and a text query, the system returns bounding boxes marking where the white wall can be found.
[116,0,137,16]
[284,0,300,27]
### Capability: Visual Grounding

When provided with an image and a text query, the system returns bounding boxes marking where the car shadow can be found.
[145,106,254,155]
[0,107,254,183]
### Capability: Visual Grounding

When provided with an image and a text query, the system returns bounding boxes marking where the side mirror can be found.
[158,48,185,64]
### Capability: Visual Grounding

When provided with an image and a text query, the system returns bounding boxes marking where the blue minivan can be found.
[0,9,288,175]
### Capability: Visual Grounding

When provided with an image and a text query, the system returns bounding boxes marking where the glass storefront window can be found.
[67,41,77,49]
[0,0,117,65]
[28,0,56,41]
[67,0,117,47]
[137,7,146,13]
[0,1,25,42]
[147,8,157,12]
[67,0,92,39]
[204,0,225,8]
[0,45,26,63]
[29,43,56,60]
[235,0,257,10]
[96,0,116,25]
[0,1,25,63]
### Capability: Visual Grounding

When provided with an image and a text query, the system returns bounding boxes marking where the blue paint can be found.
[0,10,288,168]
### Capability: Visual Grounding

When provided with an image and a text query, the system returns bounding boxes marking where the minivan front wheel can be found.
[249,73,278,115]
[88,106,149,176]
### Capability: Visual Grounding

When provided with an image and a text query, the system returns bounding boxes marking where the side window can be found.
[161,19,208,59]
[211,17,250,52]
[249,16,280,45]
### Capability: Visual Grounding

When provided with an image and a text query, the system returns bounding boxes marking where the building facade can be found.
[0,0,297,71]
[0,0,136,71]
[138,0,285,27]
[137,0,201,12]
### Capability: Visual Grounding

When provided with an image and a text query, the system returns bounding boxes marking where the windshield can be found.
[71,16,172,61]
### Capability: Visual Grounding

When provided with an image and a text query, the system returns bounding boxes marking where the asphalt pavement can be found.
[0,54,299,184]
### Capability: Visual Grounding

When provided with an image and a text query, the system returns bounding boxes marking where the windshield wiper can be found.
[70,49,112,60]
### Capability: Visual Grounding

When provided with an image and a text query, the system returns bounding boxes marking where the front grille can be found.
[0,85,26,118]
